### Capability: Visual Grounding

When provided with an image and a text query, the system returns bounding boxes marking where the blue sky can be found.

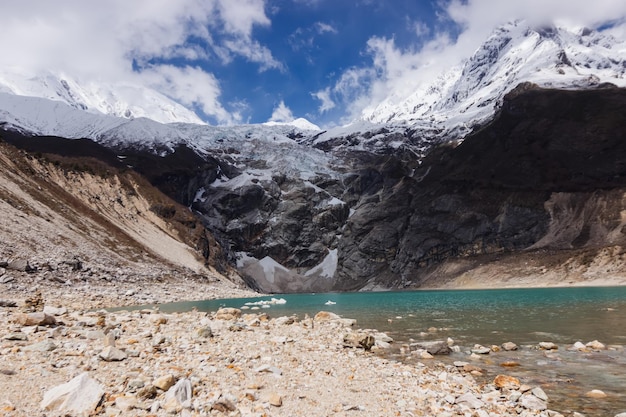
[2,0,626,127]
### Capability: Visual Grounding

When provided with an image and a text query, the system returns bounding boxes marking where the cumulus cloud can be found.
[0,0,278,124]
[268,100,295,122]
[311,87,336,113]
[325,0,626,122]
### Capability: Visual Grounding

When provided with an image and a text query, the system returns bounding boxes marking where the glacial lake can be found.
[130,286,626,416]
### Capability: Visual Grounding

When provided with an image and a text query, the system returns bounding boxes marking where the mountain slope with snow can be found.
[0,68,204,125]
[362,21,626,132]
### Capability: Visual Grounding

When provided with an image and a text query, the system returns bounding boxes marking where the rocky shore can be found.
[4,285,621,417]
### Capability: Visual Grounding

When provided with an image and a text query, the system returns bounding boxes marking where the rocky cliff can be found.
[335,85,626,290]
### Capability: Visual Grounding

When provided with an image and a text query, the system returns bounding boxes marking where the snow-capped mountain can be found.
[362,21,626,131]
[0,68,204,125]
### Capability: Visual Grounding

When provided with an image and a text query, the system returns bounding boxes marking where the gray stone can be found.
[3,332,27,341]
[0,300,17,307]
[99,346,127,361]
[532,387,549,401]
[7,259,35,273]
[455,392,484,409]
[24,340,57,352]
[471,344,491,354]
[502,342,518,351]
[41,372,105,416]
[519,393,548,411]
[194,326,213,338]
[411,340,451,355]
[1,275,14,284]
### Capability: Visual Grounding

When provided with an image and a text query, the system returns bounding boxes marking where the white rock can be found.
[586,340,606,350]
[41,372,105,416]
[455,392,484,409]
[43,305,68,316]
[163,378,192,412]
[572,341,587,351]
[99,346,127,361]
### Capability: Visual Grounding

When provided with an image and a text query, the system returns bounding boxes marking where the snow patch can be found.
[304,249,338,279]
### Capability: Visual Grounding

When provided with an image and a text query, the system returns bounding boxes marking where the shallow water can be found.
[132,287,626,416]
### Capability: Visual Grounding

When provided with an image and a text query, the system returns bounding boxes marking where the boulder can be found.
[14,312,56,326]
[43,306,68,316]
[41,373,105,416]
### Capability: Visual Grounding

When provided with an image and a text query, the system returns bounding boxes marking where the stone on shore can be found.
[455,392,484,409]
[494,375,521,390]
[40,372,105,416]
[586,340,606,350]
[471,344,491,354]
[14,312,56,326]
[519,393,547,411]
[163,378,192,413]
[501,342,518,351]
[343,332,375,350]
[268,392,283,407]
[43,305,68,316]
[215,307,241,320]
[538,342,558,350]
[412,340,452,355]
[99,346,127,361]
[153,374,176,391]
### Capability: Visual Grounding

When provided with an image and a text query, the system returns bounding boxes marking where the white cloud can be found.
[311,87,336,113]
[326,0,626,122]
[141,65,238,124]
[315,22,338,35]
[0,0,279,123]
[268,100,294,122]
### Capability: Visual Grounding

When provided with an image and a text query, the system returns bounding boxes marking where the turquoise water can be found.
[130,287,626,416]
[151,286,626,345]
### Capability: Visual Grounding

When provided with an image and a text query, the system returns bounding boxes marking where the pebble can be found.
[471,344,491,354]
[494,375,521,390]
[268,392,283,407]
[586,340,606,350]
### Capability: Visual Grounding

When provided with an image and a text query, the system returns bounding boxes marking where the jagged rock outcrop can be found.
[334,86,626,290]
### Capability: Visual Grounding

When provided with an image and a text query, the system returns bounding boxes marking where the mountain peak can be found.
[361,20,626,133]
[0,68,205,125]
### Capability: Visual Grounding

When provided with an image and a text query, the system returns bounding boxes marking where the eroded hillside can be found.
[0,137,249,308]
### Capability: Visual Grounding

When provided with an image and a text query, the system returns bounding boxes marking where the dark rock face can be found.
[332,86,626,290]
